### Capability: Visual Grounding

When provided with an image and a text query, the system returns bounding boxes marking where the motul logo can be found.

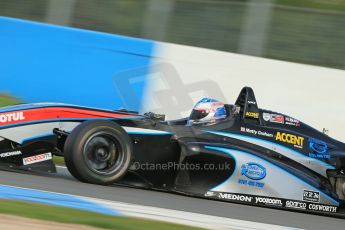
[0,112,25,124]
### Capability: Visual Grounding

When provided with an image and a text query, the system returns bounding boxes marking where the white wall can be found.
[142,42,345,142]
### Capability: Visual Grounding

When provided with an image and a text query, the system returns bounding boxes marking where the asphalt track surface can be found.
[0,166,344,230]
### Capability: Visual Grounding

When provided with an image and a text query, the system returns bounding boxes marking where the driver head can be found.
[188,98,226,125]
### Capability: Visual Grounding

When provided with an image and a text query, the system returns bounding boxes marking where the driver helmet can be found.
[188,98,226,125]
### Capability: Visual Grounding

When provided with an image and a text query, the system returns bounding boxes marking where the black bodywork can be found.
[0,87,345,216]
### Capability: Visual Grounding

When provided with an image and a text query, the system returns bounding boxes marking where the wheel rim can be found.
[83,131,125,175]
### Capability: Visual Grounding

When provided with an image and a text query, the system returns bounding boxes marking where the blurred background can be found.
[0,2,345,229]
[1,0,344,70]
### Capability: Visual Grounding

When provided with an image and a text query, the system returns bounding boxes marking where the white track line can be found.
[0,184,301,230]
[91,198,301,230]
[56,165,67,169]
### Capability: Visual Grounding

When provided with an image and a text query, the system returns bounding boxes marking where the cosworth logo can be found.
[275,132,304,148]
[0,112,25,124]
[308,204,337,213]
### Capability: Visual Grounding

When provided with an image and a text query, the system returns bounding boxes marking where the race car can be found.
[0,87,344,216]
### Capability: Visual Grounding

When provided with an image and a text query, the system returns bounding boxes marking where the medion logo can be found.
[0,112,25,124]
[218,193,253,202]
[275,132,304,148]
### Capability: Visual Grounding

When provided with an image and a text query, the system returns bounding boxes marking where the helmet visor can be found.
[189,109,209,120]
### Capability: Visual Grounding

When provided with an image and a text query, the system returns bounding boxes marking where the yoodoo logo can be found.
[275,132,304,148]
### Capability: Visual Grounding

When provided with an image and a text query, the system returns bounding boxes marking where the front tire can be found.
[64,120,133,185]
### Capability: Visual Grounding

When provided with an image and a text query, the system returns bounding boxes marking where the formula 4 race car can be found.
[0,87,344,216]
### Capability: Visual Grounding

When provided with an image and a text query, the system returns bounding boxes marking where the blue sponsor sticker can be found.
[308,138,328,154]
[241,162,266,180]
[308,153,330,159]
[238,179,265,188]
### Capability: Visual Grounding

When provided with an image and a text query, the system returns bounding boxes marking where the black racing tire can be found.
[64,120,133,185]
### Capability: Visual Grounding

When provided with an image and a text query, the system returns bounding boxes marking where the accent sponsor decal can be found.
[241,163,266,180]
[0,112,25,124]
[240,127,273,138]
[23,152,52,165]
[245,112,259,119]
[303,190,320,203]
[247,101,256,105]
[275,132,304,148]
[285,117,300,127]
[0,150,22,158]
[255,197,283,206]
[285,200,307,210]
[218,193,253,203]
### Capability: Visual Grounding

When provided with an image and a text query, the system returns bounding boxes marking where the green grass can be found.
[0,93,22,107]
[0,199,203,230]
[53,156,65,166]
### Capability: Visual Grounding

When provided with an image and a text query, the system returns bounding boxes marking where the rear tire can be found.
[64,120,133,185]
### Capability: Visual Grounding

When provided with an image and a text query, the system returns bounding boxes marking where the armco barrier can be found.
[1,17,345,141]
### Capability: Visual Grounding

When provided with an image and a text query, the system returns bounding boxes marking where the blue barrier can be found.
[0,17,155,111]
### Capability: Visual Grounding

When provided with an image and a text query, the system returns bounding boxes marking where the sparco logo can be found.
[218,193,253,202]
[286,201,307,210]
[255,197,282,206]
[0,112,25,124]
